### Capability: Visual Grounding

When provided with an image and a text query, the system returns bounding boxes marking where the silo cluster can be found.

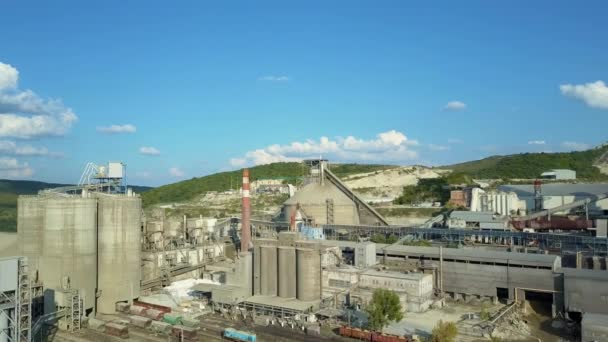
[253,232,322,302]
[17,191,142,314]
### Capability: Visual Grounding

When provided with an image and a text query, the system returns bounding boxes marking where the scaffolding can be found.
[0,257,31,342]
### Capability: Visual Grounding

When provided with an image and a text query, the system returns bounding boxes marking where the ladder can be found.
[16,258,31,342]
[69,290,82,332]
[326,199,335,225]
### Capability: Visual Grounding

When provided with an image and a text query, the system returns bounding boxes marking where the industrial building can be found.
[541,169,576,180]
[447,211,510,230]
[281,159,389,226]
[497,183,608,215]
[3,159,608,342]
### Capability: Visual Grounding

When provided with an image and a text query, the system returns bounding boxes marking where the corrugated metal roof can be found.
[498,183,608,197]
[562,267,608,280]
[450,211,508,223]
[383,245,560,267]
[361,269,429,280]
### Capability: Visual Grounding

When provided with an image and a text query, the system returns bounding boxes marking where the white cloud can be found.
[560,81,608,109]
[258,75,290,82]
[229,158,247,167]
[0,140,48,156]
[0,157,33,178]
[447,138,463,144]
[97,124,136,134]
[139,146,160,156]
[136,171,152,179]
[230,130,419,166]
[444,101,466,111]
[528,140,546,145]
[0,63,18,90]
[169,167,184,177]
[0,62,77,139]
[428,144,450,151]
[561,141,590,151]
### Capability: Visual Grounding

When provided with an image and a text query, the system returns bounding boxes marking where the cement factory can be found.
[2,159,608,341]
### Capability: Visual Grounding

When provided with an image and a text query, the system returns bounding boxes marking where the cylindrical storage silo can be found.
[97,194,142,314]
[39,196,98,311]
[296,248,321,301]
[17,196,44,269]
[277,247,296,298]
[260,246,277,296]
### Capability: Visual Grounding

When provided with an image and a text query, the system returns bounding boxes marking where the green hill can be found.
[0,180,153,232]
[0,180,69,232]
[141,162,395,207]
[441,145,608,180]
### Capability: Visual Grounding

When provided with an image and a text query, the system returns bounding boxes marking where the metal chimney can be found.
[241,168,251,252]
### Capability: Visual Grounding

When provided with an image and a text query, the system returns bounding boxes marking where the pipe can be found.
[241,169,251,252]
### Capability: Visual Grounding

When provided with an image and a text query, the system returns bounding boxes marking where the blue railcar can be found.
[223,328,257,342]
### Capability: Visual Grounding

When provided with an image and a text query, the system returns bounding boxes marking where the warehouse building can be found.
[541,169,576,180]
[381,245,564,316]
[447,211,510,231]
[563,268,608,316]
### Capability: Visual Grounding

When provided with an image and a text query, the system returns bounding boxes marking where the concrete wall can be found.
[386,256,563,310]
[564,268,608,315]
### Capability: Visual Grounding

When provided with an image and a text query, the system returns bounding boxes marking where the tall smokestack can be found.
[241,168,251,252]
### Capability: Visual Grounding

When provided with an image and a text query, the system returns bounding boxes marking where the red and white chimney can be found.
[241,168,251,252]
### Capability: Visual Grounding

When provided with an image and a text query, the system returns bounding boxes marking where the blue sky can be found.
[0,1,607,186]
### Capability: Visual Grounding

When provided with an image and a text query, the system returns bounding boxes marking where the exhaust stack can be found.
[241,168,251,252]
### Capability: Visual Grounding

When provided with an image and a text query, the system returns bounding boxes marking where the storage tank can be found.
[282,183,359,225]
[277,247,296,298]
[17,196,44,268]
[97,194,142,314]
[39,196,98,311]
[260,246,277,296]
[296,248,321,301]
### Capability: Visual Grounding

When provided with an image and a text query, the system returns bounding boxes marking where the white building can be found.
[322,267,434,312]
[470,188,520,216]
[541,169,576,180]
[448,211,510,231]
[358,270,433,312]
[498,183,608,215]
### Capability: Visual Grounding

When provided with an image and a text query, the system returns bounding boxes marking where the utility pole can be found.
[439,246,444,296]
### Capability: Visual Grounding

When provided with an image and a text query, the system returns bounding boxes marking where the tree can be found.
[430,320,458,342]
[365,289,403,331]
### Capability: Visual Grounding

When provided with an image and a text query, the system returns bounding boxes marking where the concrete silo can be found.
[17,196,44,268]
[277,246,296,298]
[296,248,321,301]
[96,193,142,314]
[259,246,277,296]
[282,183,359,226]
[38,196,98,312]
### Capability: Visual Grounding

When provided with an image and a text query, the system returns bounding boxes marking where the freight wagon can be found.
[223,328,257,342]
[339,325,410,342]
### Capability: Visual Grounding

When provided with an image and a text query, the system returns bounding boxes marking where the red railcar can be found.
[340,325,410,342]
[133,300,172,314]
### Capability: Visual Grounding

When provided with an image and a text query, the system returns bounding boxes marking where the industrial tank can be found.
[282,183,359,225]
[39,196,98,311]
[17,196,44,267]
[296,248,321,301]
[277,247,296,298]
[96,193,142,314]
[260,246,277,296]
